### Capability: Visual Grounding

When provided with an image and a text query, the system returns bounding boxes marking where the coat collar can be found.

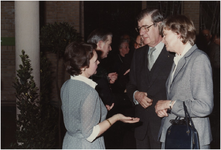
[173,44,197,79]
[167,44,198,90]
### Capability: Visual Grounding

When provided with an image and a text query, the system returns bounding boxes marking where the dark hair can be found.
[87,28,113,44]
[64,42,96,76]
[136,9,164,24]
[162,15,196,45]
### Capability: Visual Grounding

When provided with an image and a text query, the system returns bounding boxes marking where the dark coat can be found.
[126,45,174,141]
[91,59,114,106]
[111,49,134,94]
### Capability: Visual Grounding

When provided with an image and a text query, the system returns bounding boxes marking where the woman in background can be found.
[61,42,139,149]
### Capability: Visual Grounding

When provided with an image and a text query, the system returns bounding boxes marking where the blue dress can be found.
[61,79,107,149]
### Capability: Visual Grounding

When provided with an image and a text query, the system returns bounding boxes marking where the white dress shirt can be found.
[148,41,164,64]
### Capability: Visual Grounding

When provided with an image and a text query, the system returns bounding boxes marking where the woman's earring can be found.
[82,68,86,72]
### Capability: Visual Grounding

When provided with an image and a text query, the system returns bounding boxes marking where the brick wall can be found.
[1,2,16,105]
[45,1,81,32]
[44,1,83,103]
[182,1,200,34]
[1,2,15,37]
[1,1,83,105]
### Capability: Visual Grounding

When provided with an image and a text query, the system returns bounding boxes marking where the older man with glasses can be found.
[126,8,174,149]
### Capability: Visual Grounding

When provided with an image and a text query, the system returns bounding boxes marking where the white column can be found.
[15,1,40,88]
[15,1,40,116]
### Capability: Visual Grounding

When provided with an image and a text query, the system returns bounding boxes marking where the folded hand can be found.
[135,91,153,109]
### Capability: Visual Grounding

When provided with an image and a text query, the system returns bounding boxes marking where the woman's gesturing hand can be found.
[116,114,140,123]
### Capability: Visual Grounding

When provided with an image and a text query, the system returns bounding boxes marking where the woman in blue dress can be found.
[61,42,140,149]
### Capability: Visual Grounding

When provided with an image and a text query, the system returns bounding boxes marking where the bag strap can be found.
[183,102,196,129]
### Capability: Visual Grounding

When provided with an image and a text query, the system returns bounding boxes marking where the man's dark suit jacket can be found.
[91,59,114,106]
[126,45,174,142]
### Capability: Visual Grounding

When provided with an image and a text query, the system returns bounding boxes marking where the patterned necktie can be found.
[148,47,156,70]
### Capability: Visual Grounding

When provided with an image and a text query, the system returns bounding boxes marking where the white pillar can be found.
[15,1,40,88]
[15,1,40,116]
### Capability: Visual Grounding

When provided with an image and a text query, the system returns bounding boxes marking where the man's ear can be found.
[97,40,104,49]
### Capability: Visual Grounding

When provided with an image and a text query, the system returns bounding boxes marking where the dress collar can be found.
[71,75,97,89]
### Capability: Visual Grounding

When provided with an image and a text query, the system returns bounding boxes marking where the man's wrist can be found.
[133,91,139,105]
[134,91,138,99]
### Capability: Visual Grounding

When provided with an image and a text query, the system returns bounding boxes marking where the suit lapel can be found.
[144,46,149,73]
[172,57,186,84]
[166,63,175,94]
[134,45,151,86]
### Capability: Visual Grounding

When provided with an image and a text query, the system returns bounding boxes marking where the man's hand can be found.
[123,69,130,75]
[135,91,153,109]
[108,72,118,84]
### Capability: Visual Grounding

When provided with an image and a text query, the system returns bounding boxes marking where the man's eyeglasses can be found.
[135,24,154,33]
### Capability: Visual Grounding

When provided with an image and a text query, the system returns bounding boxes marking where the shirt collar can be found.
[71,75,97,89]
[174,42,192,65]
[148,42,164,54]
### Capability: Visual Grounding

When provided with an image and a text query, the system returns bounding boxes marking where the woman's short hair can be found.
[64,42,96,76]
[162,15,196,45]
